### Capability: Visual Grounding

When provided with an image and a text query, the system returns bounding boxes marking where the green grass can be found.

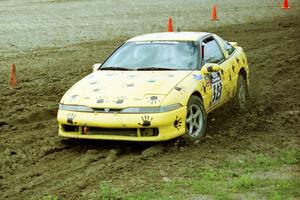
[269,192,284,200]
[273,179,300,198]
[231,173,256,191]
[223,149,299,169]
[279,149,299,165]
[97,183,121,200]
[42,195,59,200]
[85,149,300,200]
[88,150,300,199]
[255,153,276,167]
[90,175,299,200]
[124,181,185,200]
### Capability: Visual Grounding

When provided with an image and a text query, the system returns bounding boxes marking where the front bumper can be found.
[57,107,186,141]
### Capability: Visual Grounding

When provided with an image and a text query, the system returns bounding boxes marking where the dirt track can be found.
[0,2,300,200]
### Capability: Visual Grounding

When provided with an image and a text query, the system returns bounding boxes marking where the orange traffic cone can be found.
[167,17,173,32]
[282,0,289,9]
[9,64,17,88]
[211,5,218,21]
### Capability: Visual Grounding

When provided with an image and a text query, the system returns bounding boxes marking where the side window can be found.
[224,42,235,55]
[202,38,225,64]
[214,35,235,56]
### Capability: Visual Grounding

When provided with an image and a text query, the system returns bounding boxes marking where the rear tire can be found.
[184,95,207,141]
[233,75,248,112]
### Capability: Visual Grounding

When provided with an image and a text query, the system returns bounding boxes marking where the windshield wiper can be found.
[101,66,133,71]
[136,67,174,71]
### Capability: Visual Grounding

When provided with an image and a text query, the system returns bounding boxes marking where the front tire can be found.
[185,95,207,140]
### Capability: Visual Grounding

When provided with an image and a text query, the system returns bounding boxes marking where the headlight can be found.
[59,104,94,112]
[121,103,182,113]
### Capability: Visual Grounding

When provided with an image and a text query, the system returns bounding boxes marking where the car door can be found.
[200,36,230,110]
[214,35,238,100]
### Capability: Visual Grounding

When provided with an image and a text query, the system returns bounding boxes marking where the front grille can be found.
[86,127,137,137]
[62,125,160,138]
[63,125,79,132]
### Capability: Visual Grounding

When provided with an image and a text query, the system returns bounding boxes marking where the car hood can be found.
[61,70,192,108]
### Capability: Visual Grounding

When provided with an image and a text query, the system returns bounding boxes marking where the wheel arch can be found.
[191,91,203,102]
[239,67,247,81]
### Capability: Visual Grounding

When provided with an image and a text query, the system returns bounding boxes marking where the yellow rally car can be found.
[57,32,249,141]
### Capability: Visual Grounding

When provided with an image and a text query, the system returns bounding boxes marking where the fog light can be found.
[83,126,89,135]
[140,128,159,137]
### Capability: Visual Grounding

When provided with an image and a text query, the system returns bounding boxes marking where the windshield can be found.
[101,41,199,70]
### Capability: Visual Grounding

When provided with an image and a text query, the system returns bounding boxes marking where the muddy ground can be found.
[0,2,300,200]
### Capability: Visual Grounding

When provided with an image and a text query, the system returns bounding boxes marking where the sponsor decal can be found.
[193,74,202,80]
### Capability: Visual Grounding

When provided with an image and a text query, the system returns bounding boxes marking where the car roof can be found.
[127,32,211,42]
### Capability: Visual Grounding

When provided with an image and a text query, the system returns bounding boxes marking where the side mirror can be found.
[201,63,221,75]
[92,63,102,72]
